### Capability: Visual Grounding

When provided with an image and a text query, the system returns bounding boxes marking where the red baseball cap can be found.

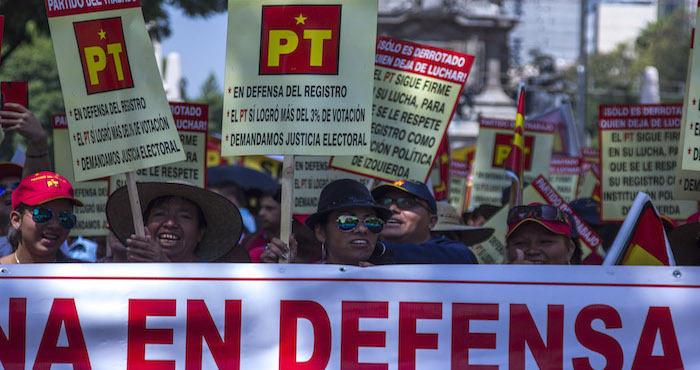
[12,171,83,210]
[506,203,572,238]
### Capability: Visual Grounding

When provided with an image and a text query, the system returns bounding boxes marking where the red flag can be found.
[0,15,4,67]
[504,84,526,205]
[604,192,674,265]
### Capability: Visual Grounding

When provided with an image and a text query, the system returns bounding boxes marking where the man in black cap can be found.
[371,180,481,264]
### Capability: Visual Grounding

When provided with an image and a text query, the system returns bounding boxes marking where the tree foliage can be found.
[192,72,224,136]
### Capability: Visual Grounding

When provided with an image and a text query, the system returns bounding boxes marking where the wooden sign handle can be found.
[125,171,145,237]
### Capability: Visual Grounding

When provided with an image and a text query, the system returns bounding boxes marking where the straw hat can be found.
[106,182,249,262]
[432,202,494,245]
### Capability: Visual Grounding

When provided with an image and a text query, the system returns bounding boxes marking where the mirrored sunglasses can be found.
[336,215,384,233]
[507,204,567,226]
[31,207,77,230]
[0,182,19,196]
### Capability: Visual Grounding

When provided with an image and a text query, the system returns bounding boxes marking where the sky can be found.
[160,6,228,99]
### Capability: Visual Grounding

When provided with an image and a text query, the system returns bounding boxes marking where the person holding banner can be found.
[505,203,577,265]
[1,172,82,264]
[261,179,394,266]
[106,182,250,263]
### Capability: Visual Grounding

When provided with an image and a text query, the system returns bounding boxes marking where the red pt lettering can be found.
[0,298,26,369]
[572,304,623,370]
[34,299,91,370]
[508,304,564,370]
[127,299,176,370]
[185,300,241,370]
[279,300,331,370]
[341,301,388,370]
[451,303,498,370]
[632,307,683,369]
[398,302,442,370]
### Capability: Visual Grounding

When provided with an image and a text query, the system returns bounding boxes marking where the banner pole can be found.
[279,155,295,263]
[125,170,145,238]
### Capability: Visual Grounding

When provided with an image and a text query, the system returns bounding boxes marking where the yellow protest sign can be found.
[330,37,474,182]
[110,102,208,191]
[469,118,555,207]
[52,115,109,237]
[548,156,581,202]
[46,0,185,182]
[680,6,700,172]
[599,104,697,221]
[293,156,372,215]
[221,0,377,155]
[448,160,470,213]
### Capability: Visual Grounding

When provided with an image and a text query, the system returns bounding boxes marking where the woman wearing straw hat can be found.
[106,182,250,262]
[1,172,83,264]
[261,179,394,265]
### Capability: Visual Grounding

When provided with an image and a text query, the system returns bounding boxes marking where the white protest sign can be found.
[469,118,555,207]
[0,264,697,368]
[293,156,371,215]
[221,0,377,155]
[52,114,109,237]
[548,156,581,202]
[330,37,474,182]
[599,104,697,221]
[110,102,208,191]
[46,0,185,181]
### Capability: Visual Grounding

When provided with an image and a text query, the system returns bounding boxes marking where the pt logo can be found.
[260,5,341,75]
[492,133,535,170]
[74,17,134,95]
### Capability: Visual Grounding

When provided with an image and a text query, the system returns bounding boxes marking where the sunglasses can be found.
[31,207,77,230]
[336,215,384,233]
[507,204,568,226]
[0,182,19,196]
[377,197,429,212]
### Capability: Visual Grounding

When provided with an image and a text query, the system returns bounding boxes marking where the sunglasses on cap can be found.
[336,215,384,233]
[507,204,568,226]
[0,182,19,196]
[377,197,430,212]
[30,207,77,230]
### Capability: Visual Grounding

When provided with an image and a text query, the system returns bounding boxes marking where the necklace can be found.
[14,253,19,264]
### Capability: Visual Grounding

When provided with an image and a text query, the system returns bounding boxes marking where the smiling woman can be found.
[0,172,83,264]
[106,182,250,262]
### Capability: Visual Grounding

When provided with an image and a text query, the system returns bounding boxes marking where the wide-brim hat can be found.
[106,182,249,262]
[668,223,700,266]
[305,179,393,229]
[432,202,494,245]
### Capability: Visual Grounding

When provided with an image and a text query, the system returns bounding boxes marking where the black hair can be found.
[261,186,282,204]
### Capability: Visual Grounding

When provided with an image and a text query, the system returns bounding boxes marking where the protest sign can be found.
[577,161,600,200]
[46,0,185,182]
[110,102,208,190]
[206,135,235,168]
[548,156,581,202]
[293,156,371,215]
[1,263,698,368]
[680,5,700,172]
[674,36,700,200]
[221,0,377,156]
[429,137,450,200]
[599,104,697,221]
[52,115,109,237]
[469,118,555,208]
[331,37,474,182]
[581,147,600,165]
[471,177,603,265]
[239,155,283,181]
[448,159,470,213]
[528,103,580,157]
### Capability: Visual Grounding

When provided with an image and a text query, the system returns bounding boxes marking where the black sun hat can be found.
[106,182,249,262]
[305,179,394,229]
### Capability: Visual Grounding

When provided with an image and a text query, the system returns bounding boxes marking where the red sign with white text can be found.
[46,0,141,18]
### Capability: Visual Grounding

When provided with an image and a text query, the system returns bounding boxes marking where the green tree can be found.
[0,23,62,161]
[192,72,223,136]
[0,0,226,62]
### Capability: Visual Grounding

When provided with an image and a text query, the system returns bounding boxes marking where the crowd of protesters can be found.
[0,105,697,267]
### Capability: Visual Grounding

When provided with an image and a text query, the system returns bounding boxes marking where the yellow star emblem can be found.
[294,13,307,25]
[98,29,106,40]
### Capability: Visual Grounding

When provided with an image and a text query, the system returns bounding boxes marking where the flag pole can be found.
[507,83,526,209]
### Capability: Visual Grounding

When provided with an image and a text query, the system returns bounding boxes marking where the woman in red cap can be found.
[0,172,83,264]
[505,203,577,265]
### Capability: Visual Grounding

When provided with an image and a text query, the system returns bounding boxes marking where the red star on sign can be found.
[226,135,229,141]
[73,134,76,140]
[227,111,230,117]
[228,87,231,93]
[76,160,79,165]
[69,110,72,116]
[694,99,697,105]
[689,148,692,154]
